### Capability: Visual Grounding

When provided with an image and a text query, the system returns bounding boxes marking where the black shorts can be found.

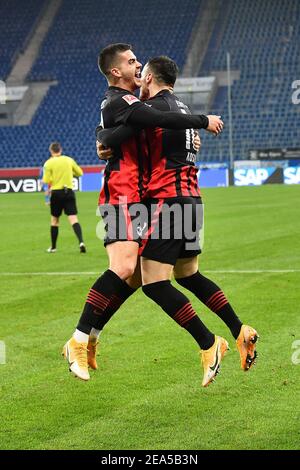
[99,203,147,247]
[139,197,203,266]
[50,188,78,218]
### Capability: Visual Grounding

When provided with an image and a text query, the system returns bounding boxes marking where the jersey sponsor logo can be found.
[284,167,300,184]
[122,94,140,105]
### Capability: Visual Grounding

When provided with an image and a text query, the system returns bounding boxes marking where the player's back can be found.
[144,90,200,199]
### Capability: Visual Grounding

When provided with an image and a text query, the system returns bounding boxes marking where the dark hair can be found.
[49,142,61,153]
[98,43,132,77]
[147,56,179,86]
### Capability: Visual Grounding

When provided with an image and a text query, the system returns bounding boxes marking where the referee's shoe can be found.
[79,242,86,253]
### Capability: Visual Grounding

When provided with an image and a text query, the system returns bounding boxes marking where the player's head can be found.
[142,56,179,90]
[98,43,142,90]
[49,142,62,156]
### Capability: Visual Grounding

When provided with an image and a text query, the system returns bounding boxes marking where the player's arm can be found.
[114,96,222,133]
[123,103,224,134]
[96,118,206,150]
[72,159,83,177]
[125,104,211,130]
[96,124,136,148]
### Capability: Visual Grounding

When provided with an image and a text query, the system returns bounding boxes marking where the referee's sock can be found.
[175,271,242,339]
[142,280,215,350]
[76,269,136,336]
[50,225,58,249]
[72,222,83,244]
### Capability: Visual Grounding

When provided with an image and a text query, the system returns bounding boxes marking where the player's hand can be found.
[206,115,224,136]
[96,141,114,160]
[193,131,201,152]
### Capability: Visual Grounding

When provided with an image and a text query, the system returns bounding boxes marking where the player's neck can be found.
[149,84,173,98]
[108,79,136,93]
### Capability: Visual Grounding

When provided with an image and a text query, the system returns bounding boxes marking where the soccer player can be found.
[62,43,223,382]
[43,142,86,253]
[97,56,259,385]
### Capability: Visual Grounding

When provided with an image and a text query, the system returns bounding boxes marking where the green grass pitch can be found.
[0,185,299,450]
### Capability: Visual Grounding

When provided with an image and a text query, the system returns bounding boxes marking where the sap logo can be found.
[284,167,300,185]
[292,80,300,105]
[234,168,271,186]
[0,178,38,193]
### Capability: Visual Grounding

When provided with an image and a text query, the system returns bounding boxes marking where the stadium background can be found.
[0,0,299,451]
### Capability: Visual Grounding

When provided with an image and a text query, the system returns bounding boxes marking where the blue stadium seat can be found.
[0,0,202,167]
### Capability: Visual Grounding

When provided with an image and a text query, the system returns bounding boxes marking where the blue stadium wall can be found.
[1,165,300,194]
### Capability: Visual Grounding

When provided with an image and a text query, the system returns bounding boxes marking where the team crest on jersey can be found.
[122,94,140,105]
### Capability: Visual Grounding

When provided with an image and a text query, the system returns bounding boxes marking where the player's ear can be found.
[146,73,153,84]
[111,67,121,78]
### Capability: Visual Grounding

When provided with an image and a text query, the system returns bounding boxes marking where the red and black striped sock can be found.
[142,280,214,350]
[176,271,242,339]
[77,270,135,334]
[94,282,136,331]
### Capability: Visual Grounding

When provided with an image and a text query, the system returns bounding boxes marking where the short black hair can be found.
[49,142,61,153]
[147,56,179,87]
[98,43,132,78]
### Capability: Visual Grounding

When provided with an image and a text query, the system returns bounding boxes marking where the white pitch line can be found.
[0,269,300,276]
[0,272,99,276]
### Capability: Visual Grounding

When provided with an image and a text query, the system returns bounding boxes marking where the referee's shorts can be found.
[50,188,78,217]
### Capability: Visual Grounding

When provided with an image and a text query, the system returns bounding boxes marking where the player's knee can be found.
[111,261,136,281]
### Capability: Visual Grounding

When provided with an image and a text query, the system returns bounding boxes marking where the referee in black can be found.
[43,142,86,253]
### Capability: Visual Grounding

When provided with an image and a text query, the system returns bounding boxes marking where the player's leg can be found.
[174,261,258,370]
[87,255,142,370]
[174,256,243,339]
[86,203,143,343]
[63,204,141,380]
[140,198,228,386]
[141,258,228,387]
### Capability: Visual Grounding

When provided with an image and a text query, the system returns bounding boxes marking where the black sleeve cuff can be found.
[201,115,209,129]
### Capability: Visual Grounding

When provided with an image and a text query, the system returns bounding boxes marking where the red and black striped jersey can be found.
[98,86,148,205]
[97,88,210,204]
[144,90,201,199]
